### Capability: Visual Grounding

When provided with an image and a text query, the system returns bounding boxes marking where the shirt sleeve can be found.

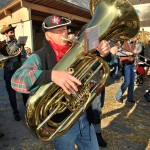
[11,54,51,94]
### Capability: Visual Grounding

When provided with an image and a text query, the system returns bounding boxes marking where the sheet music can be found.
[84,25,99,52]
[17,36,28,45]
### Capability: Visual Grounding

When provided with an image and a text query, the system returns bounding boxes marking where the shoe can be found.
[14,114,21,121]
[0,133,4,138]
[144,93,150,102]
[96,133,107,148]
[115,97,123,103]
[127,100,135,103]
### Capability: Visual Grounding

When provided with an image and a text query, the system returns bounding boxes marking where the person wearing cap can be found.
[11,15,111,150]
[68,27,76,40]
[0,24,29,121]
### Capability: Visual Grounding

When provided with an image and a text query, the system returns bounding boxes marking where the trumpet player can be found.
[11,15,112,150]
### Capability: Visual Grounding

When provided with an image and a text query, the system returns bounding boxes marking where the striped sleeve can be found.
[11,54,44,94]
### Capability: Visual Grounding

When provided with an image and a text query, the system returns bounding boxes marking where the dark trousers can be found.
[22,93,29,106]
[4,68,29,114]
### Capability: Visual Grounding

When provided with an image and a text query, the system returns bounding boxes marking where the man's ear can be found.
[45,32,48,40]
[45,32,51,41]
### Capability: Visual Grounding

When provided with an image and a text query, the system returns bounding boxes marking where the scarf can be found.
[49,40,70,61]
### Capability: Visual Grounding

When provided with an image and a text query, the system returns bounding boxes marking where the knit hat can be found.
[42,15,71,32]
[0,24,16,34]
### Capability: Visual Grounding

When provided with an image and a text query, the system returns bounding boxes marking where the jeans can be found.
[53,113,99,150]
[116,63,135,100]
[91,88,105,120]
[92,94,101,123]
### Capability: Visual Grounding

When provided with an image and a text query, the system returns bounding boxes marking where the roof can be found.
[0,0,91,27]
[0,0,12,8]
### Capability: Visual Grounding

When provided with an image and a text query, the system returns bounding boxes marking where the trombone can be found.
[117,50,150,67]
[111,40,150,67]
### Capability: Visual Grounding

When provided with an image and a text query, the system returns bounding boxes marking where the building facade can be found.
[0,0,149,50]
[0,0,91,51]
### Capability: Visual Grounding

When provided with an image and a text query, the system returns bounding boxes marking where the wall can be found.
[32,22,44,51]
[0,7,33,52]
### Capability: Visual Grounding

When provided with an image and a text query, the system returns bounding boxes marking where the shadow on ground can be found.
[102,76,150,150]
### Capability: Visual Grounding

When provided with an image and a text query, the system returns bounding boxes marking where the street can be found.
[0,68,150,150]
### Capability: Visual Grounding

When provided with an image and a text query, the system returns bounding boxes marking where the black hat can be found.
[0,24,16,35]
[42,15,71,32]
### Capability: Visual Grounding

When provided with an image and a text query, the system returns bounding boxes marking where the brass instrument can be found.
[0,40,22,68]
[25,0,139,141]
[118,49,150,67]
[113,40,150,66]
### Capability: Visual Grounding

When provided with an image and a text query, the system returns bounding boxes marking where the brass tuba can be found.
[25,0,139,141]
[0,40,22,68]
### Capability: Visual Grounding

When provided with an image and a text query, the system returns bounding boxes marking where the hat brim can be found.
[0,26,16,34]
[42,24,71,33]
[42,16,71,32]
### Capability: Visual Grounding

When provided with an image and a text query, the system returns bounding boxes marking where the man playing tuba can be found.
[11,15,112,150]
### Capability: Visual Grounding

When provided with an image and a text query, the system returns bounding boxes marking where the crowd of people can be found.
[0,14,150,150]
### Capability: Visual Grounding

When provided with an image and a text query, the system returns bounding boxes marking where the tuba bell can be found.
[25,0,139,141]
[0,40,22,68]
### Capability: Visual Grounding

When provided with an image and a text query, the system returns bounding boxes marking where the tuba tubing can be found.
[0,40,22,68]
[25,0,140,141]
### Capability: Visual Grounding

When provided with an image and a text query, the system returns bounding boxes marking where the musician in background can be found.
[74,25,119,148]
[11,15,111,150]
[68,27,76,40]
[115,40,137,103]
[24,47,32,58]
[0,24,29,121]
[92,44,119,148]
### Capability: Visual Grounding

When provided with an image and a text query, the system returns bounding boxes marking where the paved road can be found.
[0,68,53,150]
[0,68,150,150]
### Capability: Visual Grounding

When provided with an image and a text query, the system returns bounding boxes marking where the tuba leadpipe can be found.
[25,0,140,141]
